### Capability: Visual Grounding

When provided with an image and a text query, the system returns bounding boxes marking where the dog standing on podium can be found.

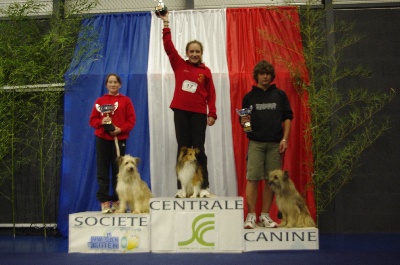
[176,146,205,198]
[269,169,315,228]
[115,155,152,213]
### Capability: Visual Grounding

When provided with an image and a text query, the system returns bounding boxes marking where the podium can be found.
[244,226,319,251]
[68,197,318,253]
[150,197,244,253]
[69,212,150,253]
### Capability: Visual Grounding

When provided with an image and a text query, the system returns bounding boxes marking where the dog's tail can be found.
[298,213,316,228]
[305,215,316,227]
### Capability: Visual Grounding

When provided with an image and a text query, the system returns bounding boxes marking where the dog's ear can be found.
[283,170,289,181]
[194,148,200,155]
[134,157,140,164]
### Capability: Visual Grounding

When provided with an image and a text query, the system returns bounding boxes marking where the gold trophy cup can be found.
[96,103,118,132]
[154,0,168,17]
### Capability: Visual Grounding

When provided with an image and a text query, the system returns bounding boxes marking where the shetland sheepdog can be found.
[176,146,204,198]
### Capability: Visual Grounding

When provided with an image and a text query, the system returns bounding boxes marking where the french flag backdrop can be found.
[58,7,315,237]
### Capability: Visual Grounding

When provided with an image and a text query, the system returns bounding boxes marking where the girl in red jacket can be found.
[89,74,136,213]
[159,12,217,198]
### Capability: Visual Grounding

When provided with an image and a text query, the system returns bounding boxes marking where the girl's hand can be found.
[207,117,216,126]
[109,127,121,136]
[159,11,169,21]
[240,115,250,126]
[102,116,111,124]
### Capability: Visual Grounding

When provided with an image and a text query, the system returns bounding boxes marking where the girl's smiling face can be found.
[186,43,202,65]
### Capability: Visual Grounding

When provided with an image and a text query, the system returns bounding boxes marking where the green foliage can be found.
[259,1,394,222]
[0,0,99,235]
[0,0,99,85]
[298,1,395,217]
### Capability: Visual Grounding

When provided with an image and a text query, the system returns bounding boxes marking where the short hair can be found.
[105,73,122,85]
[252,60,275,83]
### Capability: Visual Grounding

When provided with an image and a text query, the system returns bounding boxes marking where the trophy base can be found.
[243,126,252,133]
[104,124,115,132]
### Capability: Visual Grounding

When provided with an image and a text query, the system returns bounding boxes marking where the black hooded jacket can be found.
[241,84,293,142]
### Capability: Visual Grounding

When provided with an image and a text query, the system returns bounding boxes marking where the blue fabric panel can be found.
[58,13,151,237]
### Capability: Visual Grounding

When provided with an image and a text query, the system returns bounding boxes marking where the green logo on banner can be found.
[178,213,215,247]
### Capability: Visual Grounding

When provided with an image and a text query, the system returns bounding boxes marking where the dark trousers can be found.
[173,109,209,190]
[96,136,126,203]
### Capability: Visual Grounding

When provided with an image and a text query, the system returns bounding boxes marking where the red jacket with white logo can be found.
[163,28,217,119]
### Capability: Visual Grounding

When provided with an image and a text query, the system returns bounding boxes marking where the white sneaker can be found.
[111,201,120,212]
[200,188,211,198]
[175,189,184,198]
[244,213,256,229]
[259,214,278,228]
[101,202,112,214]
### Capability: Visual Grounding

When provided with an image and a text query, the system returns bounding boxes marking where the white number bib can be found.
[182,80,198,93]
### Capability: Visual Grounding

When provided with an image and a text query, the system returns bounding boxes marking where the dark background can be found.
[319,6,400,233]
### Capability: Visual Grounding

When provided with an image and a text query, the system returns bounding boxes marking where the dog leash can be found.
[114,136,120,157]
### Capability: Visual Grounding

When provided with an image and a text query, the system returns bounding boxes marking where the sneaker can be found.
[101,201,112,214]
[244,213,256,229]
[259,214,278,228]
[111,201,120,212]
[175,189,184,198]
[200,188,211,198]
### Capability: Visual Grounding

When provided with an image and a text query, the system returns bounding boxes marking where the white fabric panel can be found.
[148,9,237,197]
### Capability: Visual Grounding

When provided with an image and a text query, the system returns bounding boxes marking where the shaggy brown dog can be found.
[269,169,315,228]
[176,146,204,198]
[115,155,152,213]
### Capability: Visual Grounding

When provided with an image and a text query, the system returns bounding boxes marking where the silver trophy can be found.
[154,0,168,17]
[96,103,118,132]
[236,105,253,133]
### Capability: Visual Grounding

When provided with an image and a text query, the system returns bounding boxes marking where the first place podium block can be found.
[69,212,150,253]
[150,197,244,253]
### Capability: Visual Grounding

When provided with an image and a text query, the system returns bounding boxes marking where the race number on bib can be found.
[182,80,198,93]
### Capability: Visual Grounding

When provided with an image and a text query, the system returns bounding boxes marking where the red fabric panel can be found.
[226,7,316,222]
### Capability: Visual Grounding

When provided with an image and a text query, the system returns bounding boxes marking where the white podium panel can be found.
[69,212,150,253]
[244,226,319,251]
[150,197,244,253]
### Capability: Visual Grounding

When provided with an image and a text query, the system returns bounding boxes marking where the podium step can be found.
[69,212,150,253]
[150,197,244,253]
[68,197,319,253]
[244,226,319,251]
